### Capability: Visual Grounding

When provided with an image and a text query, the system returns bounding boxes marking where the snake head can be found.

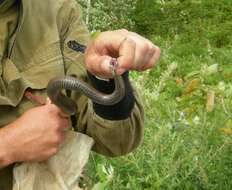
[109,58,118,76]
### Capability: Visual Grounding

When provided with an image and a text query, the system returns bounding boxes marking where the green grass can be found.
[84,36,232,190]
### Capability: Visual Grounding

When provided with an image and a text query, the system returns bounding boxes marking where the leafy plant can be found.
[76,0,232,189]
[77,0,137,31]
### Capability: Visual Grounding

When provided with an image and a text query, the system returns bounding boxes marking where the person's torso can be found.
[0,0,80,189]
[0,0,70,127]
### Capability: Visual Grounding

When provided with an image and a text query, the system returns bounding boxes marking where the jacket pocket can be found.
[0,57,65,106]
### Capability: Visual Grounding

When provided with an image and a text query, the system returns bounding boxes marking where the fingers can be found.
[84,30,133,78]
[56,117,70,131]
[46,97,70,118]
[123,32,160,71]
[46,97,52,104]
[44,102,71,132]
[85,53,113,78]
[117,37,136,75]
[142,45,161,71]
[118,35,160,72]
[85,35,132,77]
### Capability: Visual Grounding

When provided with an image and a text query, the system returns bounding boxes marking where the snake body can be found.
[47,61,125,115]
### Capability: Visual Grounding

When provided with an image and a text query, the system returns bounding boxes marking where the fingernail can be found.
[46,97,52,104]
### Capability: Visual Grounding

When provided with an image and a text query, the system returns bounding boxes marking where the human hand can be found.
[0,104,70,166]
[84,29,160,78]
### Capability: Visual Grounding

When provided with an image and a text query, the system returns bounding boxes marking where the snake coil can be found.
[47,41,126,115]
[47,60,125,115]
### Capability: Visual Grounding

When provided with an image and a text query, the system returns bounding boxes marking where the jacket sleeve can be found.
[58,0,144,157]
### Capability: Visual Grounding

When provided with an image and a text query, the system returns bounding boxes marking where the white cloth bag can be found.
[13,131,94,190]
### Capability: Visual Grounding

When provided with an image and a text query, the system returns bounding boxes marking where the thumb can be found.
[46,97,52,105]
[85,53,115,78]
[46,98,69,118]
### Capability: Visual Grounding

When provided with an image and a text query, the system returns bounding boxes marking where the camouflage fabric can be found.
[0,0,144,189]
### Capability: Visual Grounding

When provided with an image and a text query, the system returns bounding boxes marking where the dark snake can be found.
[46,41,125,115]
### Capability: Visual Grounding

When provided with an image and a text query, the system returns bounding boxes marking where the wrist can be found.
[0,125,17,167]
[0,147,13,168]
[88,71,135,120]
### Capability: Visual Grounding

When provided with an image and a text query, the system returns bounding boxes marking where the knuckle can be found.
[52,119,60,128]
[52,134,62,144]
[85,61,96,74]
[97,31,108,40]
[48,104,59,114]
[118,29,129,34]
[54,136,61,144]
[145,63,153,70]
[52,122,63,132]
[137,64,144,71]
[154,46,161,55]
[150,47,157,55]
[63,120,70,128]
[126,37,136,46]
[137,68,144,72]
[123,58,133,69]
[147,46,157,57]
[147,57,158,69]
[141,43,150,54]
[119,56,133,69]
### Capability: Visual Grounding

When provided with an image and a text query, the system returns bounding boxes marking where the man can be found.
[0,0,160,189]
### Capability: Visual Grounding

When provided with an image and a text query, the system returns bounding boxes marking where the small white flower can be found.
[193,116,200,125]
[217,81,226,92]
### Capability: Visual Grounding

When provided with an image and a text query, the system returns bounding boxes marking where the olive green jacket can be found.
[0,0,144,189]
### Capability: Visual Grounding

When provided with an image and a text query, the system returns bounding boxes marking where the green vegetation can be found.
[77,0,232,189]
